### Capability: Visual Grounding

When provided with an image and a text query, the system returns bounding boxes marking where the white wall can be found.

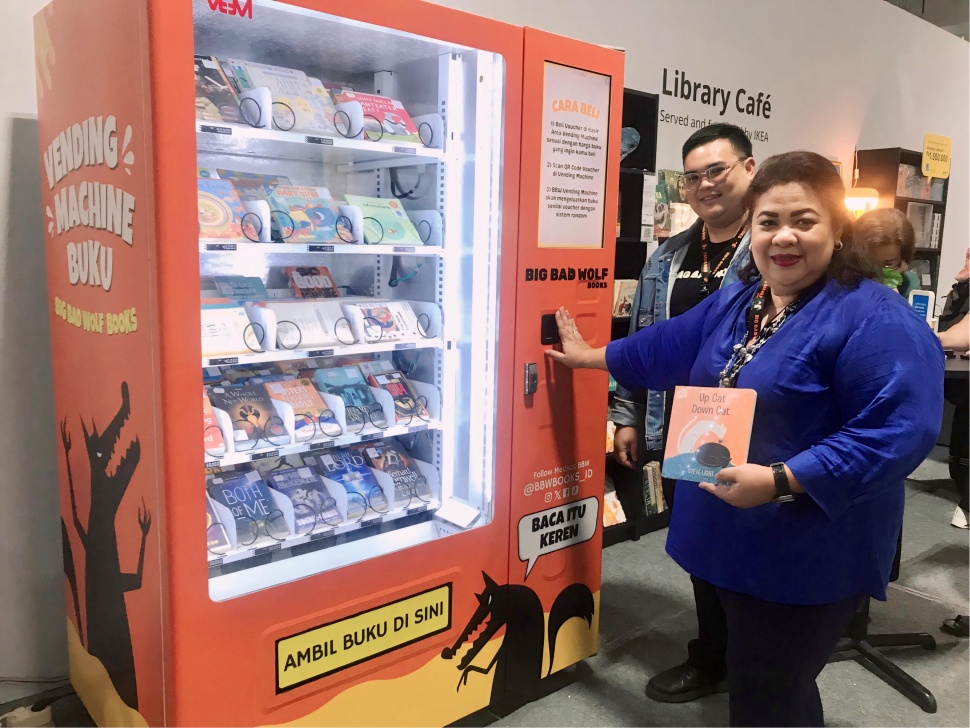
[0,0,965,705]
[0,0,68,705]
[431,0,970,299]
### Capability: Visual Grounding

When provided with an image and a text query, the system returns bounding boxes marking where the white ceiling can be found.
[884,0,969,39]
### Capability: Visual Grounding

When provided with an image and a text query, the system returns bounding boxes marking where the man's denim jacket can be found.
[609,219,753,450]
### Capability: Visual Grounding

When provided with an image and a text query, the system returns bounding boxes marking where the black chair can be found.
[829,533,937,713]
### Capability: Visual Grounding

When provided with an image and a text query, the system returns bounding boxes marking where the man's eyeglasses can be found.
[683,159,746,190]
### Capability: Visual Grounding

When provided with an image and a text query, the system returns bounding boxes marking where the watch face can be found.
[696,442,731,468]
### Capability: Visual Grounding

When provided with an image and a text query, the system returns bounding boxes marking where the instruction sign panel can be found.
[276,584,451,691]
[538,62,611,248]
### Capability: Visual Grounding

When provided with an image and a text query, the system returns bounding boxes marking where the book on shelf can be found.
[341,300,422,343]
[356,358,395,378]
[212,275,268,301]
[284,266,340,299]
[264,378,340,441]
[300,453,364,519]
[361,438,433,503]
[217,365,272,384]
[194,55,241,123]
[906,202,934,249]
[215,169,290,203]
[207,384,290,445]
[226,59,338,134]
[331,90,422,144]
[642,461,664,515]
[197,178,247,239]
[612,279,637,317]
[266,186,351,243]
[205,496,231,552]
[206,469,287,536]
[661,386,756,483]
[200,302,262,357]
[265,465,342,531]
[365,370,428,422]
[929,213,942,249]
[313,447,388,512]
[342,195,423,245]
[203,389,226,456]
[248,299,344,349]
[313,366,380,428]
[603,478,627,527]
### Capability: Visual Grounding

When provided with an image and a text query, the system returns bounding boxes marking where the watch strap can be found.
[770,462,795,502]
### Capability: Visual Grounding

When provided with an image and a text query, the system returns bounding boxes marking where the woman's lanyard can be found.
[700,222,747,298]
[719,283,800,388]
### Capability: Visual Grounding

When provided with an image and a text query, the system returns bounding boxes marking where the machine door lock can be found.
[524,363,538,395]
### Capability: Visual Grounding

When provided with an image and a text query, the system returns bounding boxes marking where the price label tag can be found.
[306,136,334,146]
[255,542,283,556]
[208,357,239,366]
[361,433,382,442]
[393,246,415,253]
[308,245,335,253]
[204,460,220,469]
[392,146,417,154]
[922,134,951,180]
[205,243,238,251]
[208,557,224,567]
[395,343,417,350]
[307,349,335,358]
[309,529,335,541]
[200,125,232,135]
[406,504,429,516]
[309,441,335,451]
[251,450,280,461]
[359,516,383,529]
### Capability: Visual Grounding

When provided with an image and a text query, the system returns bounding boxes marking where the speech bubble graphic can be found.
[518,496,599,578]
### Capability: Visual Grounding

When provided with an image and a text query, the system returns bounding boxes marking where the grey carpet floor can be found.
[494,446,970,727]
[4,450,967,727]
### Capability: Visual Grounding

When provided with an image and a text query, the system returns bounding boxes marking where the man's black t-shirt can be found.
[669,235,739,319]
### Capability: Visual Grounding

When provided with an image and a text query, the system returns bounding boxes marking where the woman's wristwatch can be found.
[770,463,795,503]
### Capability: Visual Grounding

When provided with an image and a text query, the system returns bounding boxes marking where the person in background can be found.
[548,151,944,726]
[611,122,755,704]
[938,248,969,638]
[854,207,921,298]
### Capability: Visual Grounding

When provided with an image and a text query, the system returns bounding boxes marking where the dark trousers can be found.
[716,587,863,727]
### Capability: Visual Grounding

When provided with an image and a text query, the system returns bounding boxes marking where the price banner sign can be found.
[922,134,951,180]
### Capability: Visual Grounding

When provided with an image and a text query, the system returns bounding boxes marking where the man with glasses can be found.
[610,122,755,704]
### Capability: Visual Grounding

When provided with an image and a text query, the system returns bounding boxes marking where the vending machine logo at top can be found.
[207,0,253,20]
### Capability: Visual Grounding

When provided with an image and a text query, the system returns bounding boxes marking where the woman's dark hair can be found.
[738,151,880,287]
[854,207,916,265]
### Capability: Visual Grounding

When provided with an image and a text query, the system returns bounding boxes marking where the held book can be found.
[661,386,757,483]
[342,195,422,245]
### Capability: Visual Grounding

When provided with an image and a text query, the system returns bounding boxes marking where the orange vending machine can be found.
[34,0,622,725]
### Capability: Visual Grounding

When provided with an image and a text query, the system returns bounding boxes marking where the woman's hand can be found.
[698,464,777,508]
[544,307,609,370]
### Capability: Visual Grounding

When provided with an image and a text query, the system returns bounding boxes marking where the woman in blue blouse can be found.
[547,151,944,727]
